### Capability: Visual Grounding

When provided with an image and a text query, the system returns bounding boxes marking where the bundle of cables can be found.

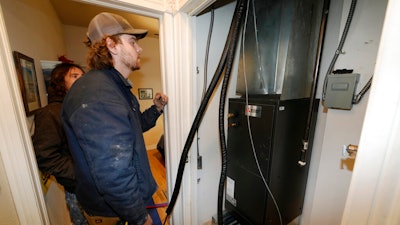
[164,0,249,224]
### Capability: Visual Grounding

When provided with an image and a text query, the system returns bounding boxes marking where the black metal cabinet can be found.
[226,97,318,225]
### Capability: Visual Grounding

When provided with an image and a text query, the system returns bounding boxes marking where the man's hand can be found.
[153,93,168,113]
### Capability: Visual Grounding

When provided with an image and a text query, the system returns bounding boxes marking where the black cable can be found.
[163,216,168,225]
[196,6,215,172]
[165,0,246,218]
[217,1,248,224]
[322,0,358,100]
[203,7,215,98]
[353,76,372,104]
[299,0,330,166]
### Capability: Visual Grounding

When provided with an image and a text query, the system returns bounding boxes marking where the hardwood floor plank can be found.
[148,149,169,225]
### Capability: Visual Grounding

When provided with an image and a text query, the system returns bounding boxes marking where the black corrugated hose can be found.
[299,0,330,166]
[164,0,248,224]
[217,0,248,224]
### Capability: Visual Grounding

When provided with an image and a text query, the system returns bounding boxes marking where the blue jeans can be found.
[65,191,88,225]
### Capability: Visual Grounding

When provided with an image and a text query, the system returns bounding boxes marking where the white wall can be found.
[194,0,388,224]
[195,2,239,224]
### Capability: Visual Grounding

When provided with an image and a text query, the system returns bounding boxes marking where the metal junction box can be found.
[324,73,360,110]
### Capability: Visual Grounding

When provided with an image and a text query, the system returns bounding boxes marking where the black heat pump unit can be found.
[226,97,319,225]
[225,0,329,224]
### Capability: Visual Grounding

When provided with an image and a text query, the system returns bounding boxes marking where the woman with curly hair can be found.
[32,62,86,225]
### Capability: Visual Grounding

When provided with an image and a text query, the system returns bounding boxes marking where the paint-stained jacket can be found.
[62,68,160,225]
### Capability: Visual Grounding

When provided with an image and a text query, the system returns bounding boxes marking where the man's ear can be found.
[106,37,117,55]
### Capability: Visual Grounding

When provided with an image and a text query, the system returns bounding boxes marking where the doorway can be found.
[0,0,167,223]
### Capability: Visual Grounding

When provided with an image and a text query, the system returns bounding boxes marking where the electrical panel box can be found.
[324,73,360,110]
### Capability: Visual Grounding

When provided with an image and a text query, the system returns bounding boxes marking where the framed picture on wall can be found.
[138,88,153,100]
[13,51,41,116]
[40,60,61,95]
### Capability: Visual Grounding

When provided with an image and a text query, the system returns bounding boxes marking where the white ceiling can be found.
[49,0,159,38]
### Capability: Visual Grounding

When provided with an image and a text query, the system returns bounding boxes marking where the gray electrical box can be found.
[324,73,360,110]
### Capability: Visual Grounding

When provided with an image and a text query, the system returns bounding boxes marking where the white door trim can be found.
[0,6,49,225]
[341,0,400,224]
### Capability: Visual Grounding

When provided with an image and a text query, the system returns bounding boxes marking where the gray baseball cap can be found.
[87,12,147,43]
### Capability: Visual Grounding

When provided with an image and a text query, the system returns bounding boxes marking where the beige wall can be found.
[131,37,164,150]
[62,24,87,68]
[1,0,66,108]
[63,24,164,149]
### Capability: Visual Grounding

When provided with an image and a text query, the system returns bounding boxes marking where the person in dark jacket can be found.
[61,12,168,225]
[32,62,86,224]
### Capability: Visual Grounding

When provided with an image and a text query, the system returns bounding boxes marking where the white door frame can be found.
[341,0,400,224]
[0,5,49,225]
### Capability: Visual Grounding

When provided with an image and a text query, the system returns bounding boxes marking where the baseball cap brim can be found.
[120,28,148,39]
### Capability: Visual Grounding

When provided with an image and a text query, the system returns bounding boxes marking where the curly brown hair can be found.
[47,63,84,101]
[84,35,121,70]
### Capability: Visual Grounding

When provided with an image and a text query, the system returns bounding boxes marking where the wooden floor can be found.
[147,149,169,225]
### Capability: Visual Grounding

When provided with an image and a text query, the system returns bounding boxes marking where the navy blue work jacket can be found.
[62,68,160,225]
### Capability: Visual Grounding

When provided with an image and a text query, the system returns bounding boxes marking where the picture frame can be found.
[40,60,61,95]
[13,51,41,116]
[138,88,153,100]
